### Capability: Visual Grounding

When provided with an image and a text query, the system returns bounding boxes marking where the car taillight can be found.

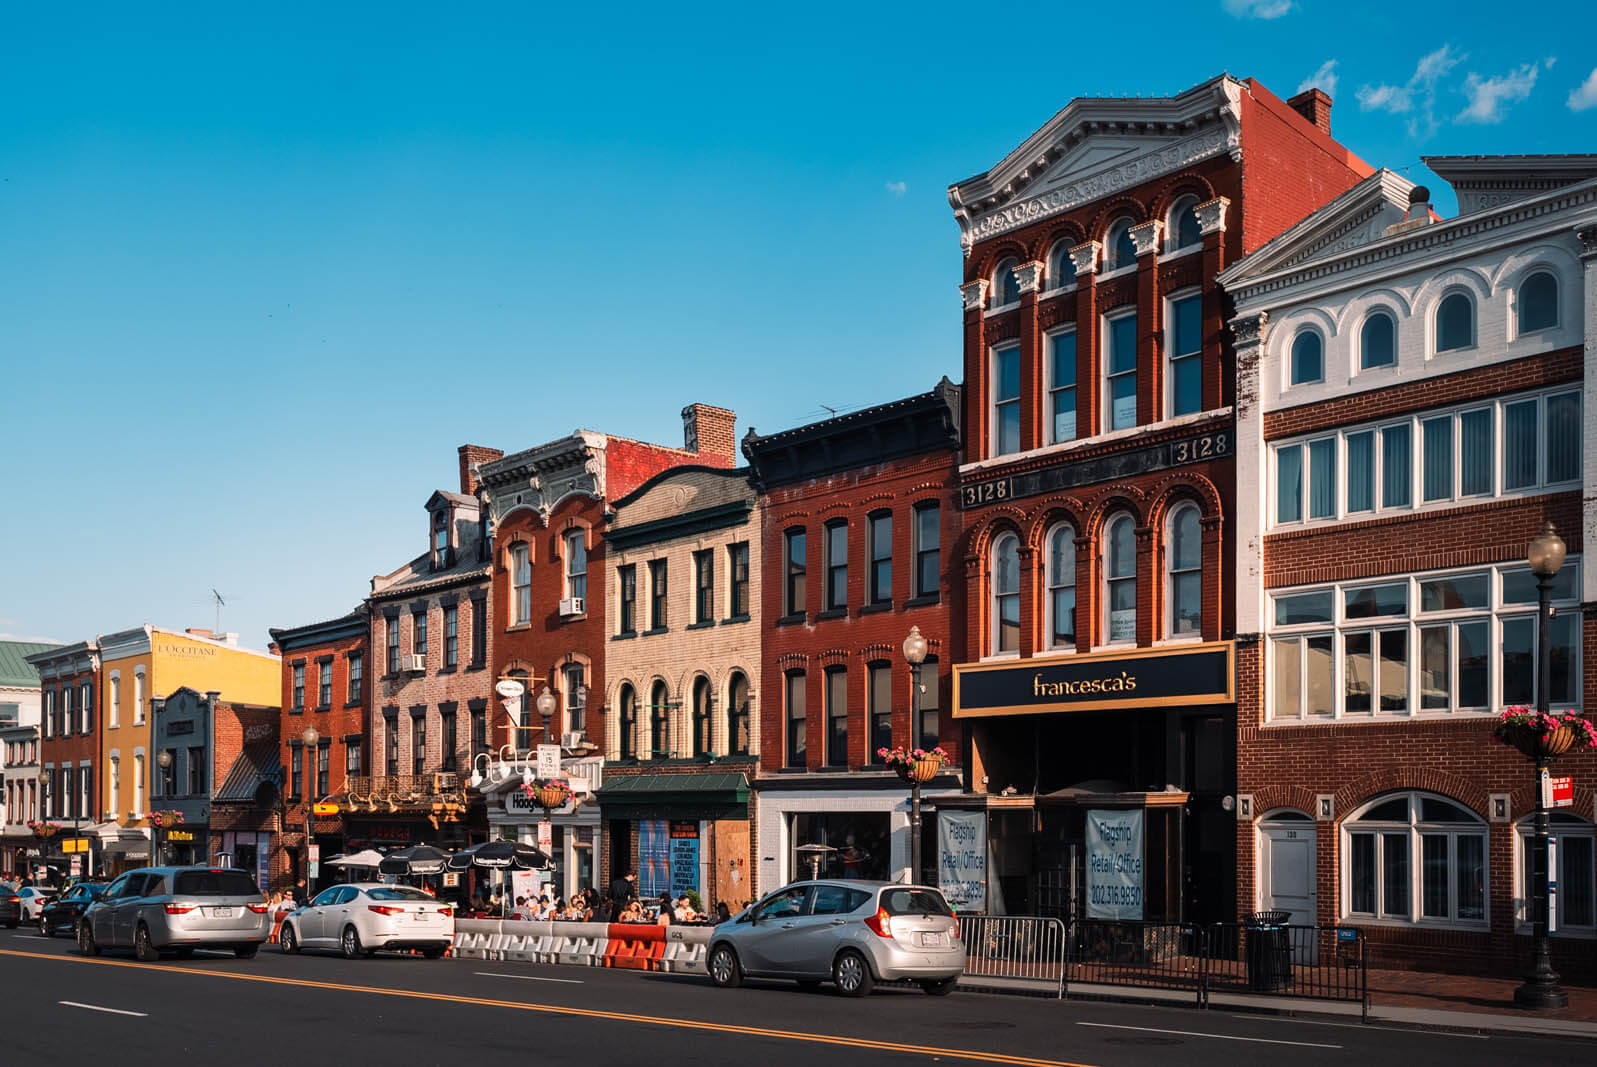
[5,896,17,904]
[862,906,894,938]
[368,905,404,916]
[437,906,452,917]
[164,903,198,915]
[246,904,268,914]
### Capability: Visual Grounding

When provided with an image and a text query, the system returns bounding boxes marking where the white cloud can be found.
[1222,0,1293,17]
[1357,44,1466,137]
[1458,63,1540,123]
[884,180,907,196]
[1569,67,1597,112]
[0,631,63,644]
[1297,59,1340,99]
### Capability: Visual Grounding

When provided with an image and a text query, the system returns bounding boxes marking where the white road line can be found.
[59,1001,149,1018]
[1225,1014,1490,1039]
[1076,1021,1340,1049]
[473,971,584,985]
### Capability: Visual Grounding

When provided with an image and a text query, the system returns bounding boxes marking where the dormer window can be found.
[432,510,452,570]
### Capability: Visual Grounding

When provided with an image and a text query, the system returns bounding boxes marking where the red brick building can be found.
[266,608,369,888]
[743,379,964,890]
[947,75,1370,922]
[477,405,737,899]
[1222,158,1597,975]
[28,642,100,877]
[207,695,283,890]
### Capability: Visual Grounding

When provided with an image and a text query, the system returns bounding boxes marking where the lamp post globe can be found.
[301,726,319,747]
[1527,521,1566,577]
[902,625,928,666]
[902,626,930,884]
[536,686,558,740]
[156,750,172,769]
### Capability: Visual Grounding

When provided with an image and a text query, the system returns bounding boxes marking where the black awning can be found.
[214,742,283,804]
[593,772,749,820]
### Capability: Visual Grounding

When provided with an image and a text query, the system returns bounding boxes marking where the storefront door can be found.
[1259,812,1316,959]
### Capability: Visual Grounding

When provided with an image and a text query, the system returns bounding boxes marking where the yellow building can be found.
[98,626,279,854]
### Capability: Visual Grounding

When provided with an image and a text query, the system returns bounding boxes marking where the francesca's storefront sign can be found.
[953,641,1233,717]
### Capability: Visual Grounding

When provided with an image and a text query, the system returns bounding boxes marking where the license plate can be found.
[919,932,944,947]
[414,912,429,921]
[211,907,235,918]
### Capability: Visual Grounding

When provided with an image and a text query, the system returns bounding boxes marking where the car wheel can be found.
[38,918,52,938]
[234,944,259,959]
[422,945,446,959]
[78,923,99,956]
[341,925,363,960]
[832,950,874,997]
[279,924,299,954]
[920,976,958,996]
[707,944,742,988]
[134,923,160,963]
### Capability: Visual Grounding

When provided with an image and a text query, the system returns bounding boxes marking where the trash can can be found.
[1244,910,1292,993]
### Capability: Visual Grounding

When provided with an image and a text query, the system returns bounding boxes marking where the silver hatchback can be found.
[79,866,270,961]
[707,880,964,996]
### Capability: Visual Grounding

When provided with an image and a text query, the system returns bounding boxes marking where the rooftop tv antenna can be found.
[211,588,227,633]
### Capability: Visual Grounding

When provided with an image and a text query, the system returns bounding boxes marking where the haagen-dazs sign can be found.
[954,641,1233,718]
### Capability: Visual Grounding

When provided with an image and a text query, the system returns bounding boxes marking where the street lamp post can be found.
[902,626,929,884]
[302,726,319,896]
[155,751,173,866]
[536,686,558,743]
[1514,522,1569,1011]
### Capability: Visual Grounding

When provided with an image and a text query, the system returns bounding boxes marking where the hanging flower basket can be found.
[525,780,572,810]
[1491,707,1597,763]
[878,746,951,783]
[26,821,61,840]
[148,809,186,829]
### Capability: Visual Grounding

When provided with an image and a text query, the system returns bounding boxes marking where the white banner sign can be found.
[1086,808,1144,920]
[937,811,986,912]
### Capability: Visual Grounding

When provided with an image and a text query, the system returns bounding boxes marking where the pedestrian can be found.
[655,892,674,925]
[291,877,308,907]
[608,870,637,922]
[714,901,731,924]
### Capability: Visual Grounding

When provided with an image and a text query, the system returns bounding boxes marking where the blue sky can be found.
[3,1,1593,652]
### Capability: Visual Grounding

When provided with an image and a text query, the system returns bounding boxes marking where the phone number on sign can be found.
[1089,885,1143,907]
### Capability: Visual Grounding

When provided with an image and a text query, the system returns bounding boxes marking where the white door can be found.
[1260,816,1317,963]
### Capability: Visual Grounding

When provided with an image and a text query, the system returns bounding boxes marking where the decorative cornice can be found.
[1194,196,1229,236]
[479,432,607,526]
[1230,311,1268,347]
[1129,220,1163,259]
[1013,260,1045,294]
[960,279,989,311]
[1069,241,1101,277]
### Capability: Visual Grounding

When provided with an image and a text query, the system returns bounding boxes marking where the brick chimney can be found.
[458,444,504,496]
[682,404,737,467]
[1286,88,1332,134]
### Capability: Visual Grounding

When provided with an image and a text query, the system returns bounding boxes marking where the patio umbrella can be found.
[377,844,451,876]
[325,849,384,868]
[447,839,550,871]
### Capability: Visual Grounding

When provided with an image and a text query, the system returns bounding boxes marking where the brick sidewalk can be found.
[1369,967,1597,1023]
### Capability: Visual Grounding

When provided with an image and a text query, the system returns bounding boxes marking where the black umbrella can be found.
[377,844,451,876]
[447,839,549,871]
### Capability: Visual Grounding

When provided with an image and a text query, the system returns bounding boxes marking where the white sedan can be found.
[278,883,454,959]
[17,887,54,923]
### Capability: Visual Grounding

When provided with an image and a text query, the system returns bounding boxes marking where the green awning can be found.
[594,772,750,819]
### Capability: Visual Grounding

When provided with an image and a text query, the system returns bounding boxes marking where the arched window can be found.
[691,676,712,757]
[1518,271,1558,333]
[1290,329,1323,385]
[1103,514,1137,643]
[1047,241,1077,290]
[1516,813,1594,932]
[991,533,1020,654]
[1167,504,1202,637]
[1360,310,1395,369]
[649,681,670,759]
[618,684,637,760]
[1104,218,1137,272]
[993,257,1022,306]
[1045,524,1076,650]
[727,672,751,756]
[1166,196,1202,252]
[1436,291,1474,351]
[1344,792,1486,926]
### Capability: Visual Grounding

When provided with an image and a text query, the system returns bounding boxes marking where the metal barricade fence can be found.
[956,915,1067,997]
[1064,919,1205,1001]
[1203,923,1369,1020]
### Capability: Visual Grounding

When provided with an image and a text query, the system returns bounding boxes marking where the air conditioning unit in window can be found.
[561,731,584,749]
[558,597,584,617]
[404,654,425,672]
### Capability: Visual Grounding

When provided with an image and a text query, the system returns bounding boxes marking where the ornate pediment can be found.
[478,432,607,525]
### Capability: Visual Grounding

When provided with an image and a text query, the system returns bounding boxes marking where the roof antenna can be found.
[820,404,837,416]
[212,589,227,634]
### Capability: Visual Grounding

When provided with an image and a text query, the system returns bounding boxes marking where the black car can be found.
[39,883,106,938]
[0,883,19,928]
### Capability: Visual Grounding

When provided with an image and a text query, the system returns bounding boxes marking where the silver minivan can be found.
[707,880,964,996]
[79,866,271,961]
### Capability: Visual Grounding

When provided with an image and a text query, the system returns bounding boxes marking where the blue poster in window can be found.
[256,832,271,894]
[669,822,699,898]
[639,820,670,898]
[1086,809,1143,920]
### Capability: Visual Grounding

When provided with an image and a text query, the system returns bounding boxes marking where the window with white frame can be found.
[1045,524,1076,650]
[1435,291,1474,352]
[1344,792,1486,927]
[133,752,145,816]
[1104,311,1138,431]
[1165,196,1202,253]
[1047,241,1076,291]
[1516,813,1594,934]
[1103,218,1137,272]
[1271,387,1581,528]
[992,257,1021,307]
[1167,292,1202,417]
[1166,505,1202,638]
[992,343,1021,455]
[109,671,120,729]
[1518,271,1558,334]
[564,530,587,602]
[1289,328,1323,386]
[133,668,145,725]
[1360,310,1396,370]
[1267,560,1581,721]
[1047,329,1077,444]
[511,543,531,624]
[991,533,1020,654]
[1103,514,1137,644]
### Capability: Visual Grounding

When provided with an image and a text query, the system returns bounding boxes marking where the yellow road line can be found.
[0,949,1096,1067]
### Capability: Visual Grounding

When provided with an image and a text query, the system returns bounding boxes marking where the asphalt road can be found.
[0,927,1590,1067]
